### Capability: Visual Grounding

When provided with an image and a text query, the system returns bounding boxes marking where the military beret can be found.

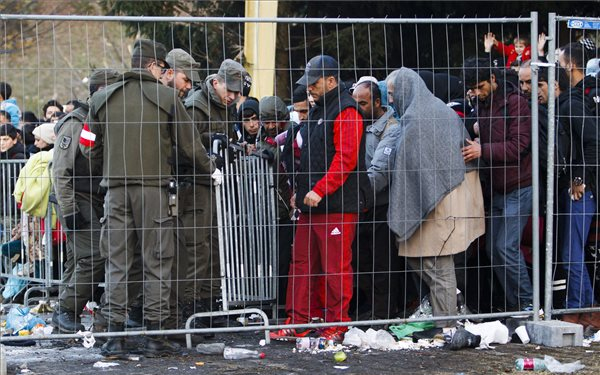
[132,39,168,65]
[259,96,290,122]
[88,69,121,87]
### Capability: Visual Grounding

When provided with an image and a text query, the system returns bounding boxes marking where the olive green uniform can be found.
[83,70,214,325]
[52,105,105,314]
[180,75,236,303]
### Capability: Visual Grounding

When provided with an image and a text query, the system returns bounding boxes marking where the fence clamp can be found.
[530,61,555,72]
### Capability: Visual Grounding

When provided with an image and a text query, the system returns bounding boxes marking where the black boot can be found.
[52,310,84,333]
[101,324,128,357]
[179,300,213,340]
[142,321,180,357]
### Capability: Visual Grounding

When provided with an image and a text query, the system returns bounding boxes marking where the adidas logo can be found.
[330,227,341,236]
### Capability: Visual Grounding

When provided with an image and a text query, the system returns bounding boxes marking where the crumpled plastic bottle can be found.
[223,347,265,359]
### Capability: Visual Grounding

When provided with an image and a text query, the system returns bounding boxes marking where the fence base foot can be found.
[184,308,271,349]
[526,320,583,347]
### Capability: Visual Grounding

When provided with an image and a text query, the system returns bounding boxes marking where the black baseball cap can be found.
[296,55,339,86]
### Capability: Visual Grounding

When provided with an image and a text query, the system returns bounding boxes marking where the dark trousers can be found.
[58,193,105,314]
[354,204,400,319]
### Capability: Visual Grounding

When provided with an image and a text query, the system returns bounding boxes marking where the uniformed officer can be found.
[80,39,215,357]
[51,69,121,333]
[182,59,248,321]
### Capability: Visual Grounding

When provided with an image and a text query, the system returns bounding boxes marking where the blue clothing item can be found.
[559,189,597,309]
[0,98,21,129]
[486,186,533,308]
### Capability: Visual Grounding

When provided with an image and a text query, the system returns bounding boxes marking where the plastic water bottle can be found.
[223,347,266,359]
[515,358,546,371]
[196,342,226,354]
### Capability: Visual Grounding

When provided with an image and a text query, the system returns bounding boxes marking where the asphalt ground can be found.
[3,330,600,375]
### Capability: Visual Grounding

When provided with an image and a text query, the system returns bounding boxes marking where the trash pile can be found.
[1,305,53,338]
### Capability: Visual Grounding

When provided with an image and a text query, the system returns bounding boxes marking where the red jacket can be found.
[478,90,532,194]
[494,41,531,68]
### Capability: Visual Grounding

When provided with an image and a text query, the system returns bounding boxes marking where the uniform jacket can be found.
[83,69,213,188]
[184,75,237,150]
[52,105,104,217]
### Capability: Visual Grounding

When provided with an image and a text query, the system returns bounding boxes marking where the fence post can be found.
[530,11,541,321]
[544,12,558,321]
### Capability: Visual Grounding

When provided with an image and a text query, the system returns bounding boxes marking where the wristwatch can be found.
[573,177,584,186]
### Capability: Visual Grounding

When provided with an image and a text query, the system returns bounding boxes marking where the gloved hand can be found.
[212,168,223,186]
[62,210,87,230]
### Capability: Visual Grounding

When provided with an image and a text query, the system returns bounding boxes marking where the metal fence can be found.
[0,160,65,305]
[542,14,600,322]
[10,12,600,347]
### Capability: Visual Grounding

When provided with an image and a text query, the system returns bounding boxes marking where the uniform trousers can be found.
[100,185,174,325]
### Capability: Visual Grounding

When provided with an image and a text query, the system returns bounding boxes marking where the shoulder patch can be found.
[59,135,72,150]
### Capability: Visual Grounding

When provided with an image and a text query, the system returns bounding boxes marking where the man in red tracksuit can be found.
[271,55,371,342]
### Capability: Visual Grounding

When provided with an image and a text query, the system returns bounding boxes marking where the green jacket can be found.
[184,75,237,151]
[84,69,214,188]
[52,105,104,217]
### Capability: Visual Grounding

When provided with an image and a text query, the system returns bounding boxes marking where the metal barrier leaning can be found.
[0,159,65,306]
[543,14,600,323]
[185,140,277,347]
[0,13,548,346]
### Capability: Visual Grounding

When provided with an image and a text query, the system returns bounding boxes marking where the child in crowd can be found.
[484,32,531,68]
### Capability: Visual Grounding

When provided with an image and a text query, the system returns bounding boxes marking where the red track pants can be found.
[285,212,357,323]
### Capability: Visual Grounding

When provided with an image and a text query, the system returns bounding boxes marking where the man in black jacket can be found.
[557,43,600,328]
[271,55,371,342]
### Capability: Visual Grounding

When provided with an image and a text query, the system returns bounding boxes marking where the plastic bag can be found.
[544,355,585,373]
[5,305,46,333]
[2,263,28,299]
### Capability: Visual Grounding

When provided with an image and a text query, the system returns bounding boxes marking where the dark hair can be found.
[131,56,160,71]
[538,66,571,93]
[21,111,39,124]
[0,82,12,100]
[462,57,500,88]
[0,123,18,139]
[292,85,309,104]
[356,81,382,104]
[0,110,9,122]
[66,99,84,109]
[42,99,63,116]
[561,42,589,70]
[22,123,36,144]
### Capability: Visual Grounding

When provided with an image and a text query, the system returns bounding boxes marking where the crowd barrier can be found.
[0,160,65,306]
[0,11,599,345]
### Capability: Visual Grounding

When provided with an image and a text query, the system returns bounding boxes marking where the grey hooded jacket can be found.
[387,68,472,241]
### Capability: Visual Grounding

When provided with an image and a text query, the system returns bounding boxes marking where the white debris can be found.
[93,361,119,368]
[464,320,509,349]
[76,330,96,348]
[544,355,585,373]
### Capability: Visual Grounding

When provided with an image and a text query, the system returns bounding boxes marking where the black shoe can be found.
[101,337,129,357]
[141,336,180,357]
[448,328,481,350]
[52,310,84,333]
[178,301,214,339]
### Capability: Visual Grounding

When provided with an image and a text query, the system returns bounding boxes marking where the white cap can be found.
[350,76,379,92]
